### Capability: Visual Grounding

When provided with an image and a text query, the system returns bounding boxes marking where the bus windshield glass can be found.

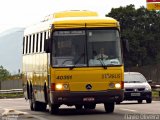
[52,29,122,67]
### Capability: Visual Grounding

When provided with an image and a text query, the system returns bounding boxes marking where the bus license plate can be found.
[131,93,141,96]
[83,97,95,102]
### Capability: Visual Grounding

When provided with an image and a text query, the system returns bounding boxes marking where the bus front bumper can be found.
[50,90,124,105]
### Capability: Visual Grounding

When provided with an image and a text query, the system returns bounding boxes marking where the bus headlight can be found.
[115,83,121,89]
[55,83,69,90]
[55,84,63,90]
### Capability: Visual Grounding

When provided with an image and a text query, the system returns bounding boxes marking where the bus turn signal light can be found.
[51,83,55,91]
[121,81,124,89]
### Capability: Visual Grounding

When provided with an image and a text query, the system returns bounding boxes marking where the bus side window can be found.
[44,31,46,40]
[42,31,46,52]
[48,30,51,38]
[46,31,48,39]
[40,32,43,52]
[36,33,39,53]
[23,37,25,54]
[29,35,32,53]
[30,34,33,54]
[32,34,35,53]
[26,36,28,54]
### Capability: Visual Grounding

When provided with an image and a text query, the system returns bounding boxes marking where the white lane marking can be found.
[120,108,137,112]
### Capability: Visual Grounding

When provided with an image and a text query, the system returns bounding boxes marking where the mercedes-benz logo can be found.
[86,84,92,90]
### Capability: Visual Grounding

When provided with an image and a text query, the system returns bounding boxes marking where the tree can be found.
[106,5,160,68]
[0,65,11,80]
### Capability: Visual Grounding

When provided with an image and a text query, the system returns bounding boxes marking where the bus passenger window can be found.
[26,36,28,54]
[44,32,46,40]
[23,37,25,54]
[29,35,32,53]
[40,33,43,52]
[36,33,39,53]
[32,34,35,53]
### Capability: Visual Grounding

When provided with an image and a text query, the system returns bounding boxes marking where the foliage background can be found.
[107,5,160,68]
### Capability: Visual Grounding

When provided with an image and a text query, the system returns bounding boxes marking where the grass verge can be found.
[0,93,24,99]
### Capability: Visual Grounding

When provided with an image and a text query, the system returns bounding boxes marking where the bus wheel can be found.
[104,102,115,113]
[29,99,34,111]
[116,101,121,104]
[39,103,47,111]
[29,92,39,111]
[84,104,96,109]
[44,84,48,104]
[49,104,59,114]
[138,100,143,104]
[75,105,83,110]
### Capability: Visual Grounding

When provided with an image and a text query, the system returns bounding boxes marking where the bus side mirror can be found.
[44,39,51,53]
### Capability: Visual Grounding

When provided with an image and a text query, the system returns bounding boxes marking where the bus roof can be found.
[54,10,98,18]
[24,10,119,36]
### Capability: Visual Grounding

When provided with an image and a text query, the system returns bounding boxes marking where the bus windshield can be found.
[52,29,122,67]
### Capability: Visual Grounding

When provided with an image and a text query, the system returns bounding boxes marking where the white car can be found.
[123,72,152,103]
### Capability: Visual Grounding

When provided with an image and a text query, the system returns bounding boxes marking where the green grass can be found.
[152,91,160,97]
[0,93,24,99]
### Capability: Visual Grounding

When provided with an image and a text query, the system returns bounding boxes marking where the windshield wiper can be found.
[69,53,85,70]
[97,59,107,69]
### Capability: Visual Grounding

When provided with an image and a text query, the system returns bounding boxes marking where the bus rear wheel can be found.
[84,104,96,109]
[104,102,115,113]
[29,92,39,111]
[138,100,143,103]
[75,105,83,110]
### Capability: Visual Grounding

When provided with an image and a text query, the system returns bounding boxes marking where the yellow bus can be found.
[22,10,124,114]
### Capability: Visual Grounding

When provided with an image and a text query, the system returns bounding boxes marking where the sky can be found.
[0,0,146,33]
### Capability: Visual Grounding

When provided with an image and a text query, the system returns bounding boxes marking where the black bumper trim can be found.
[50,90,124,105]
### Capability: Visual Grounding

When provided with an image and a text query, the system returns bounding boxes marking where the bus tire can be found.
[27,82,30,99]
[138,100,143,104]
[39,102,47,111]
[104,102,115,113]
[29,92,39,111]
[29,99,34,111]
[84,104,96,109]
[44,84,48,104]
[116,101,121,104]
[49,104,59,114]
[75,105,83,110]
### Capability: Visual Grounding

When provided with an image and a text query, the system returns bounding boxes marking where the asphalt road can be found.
[0,98,160,120]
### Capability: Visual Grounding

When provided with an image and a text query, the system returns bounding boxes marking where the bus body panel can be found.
[51,67,123,92]
[50,90,124,105]
[22,53,48,102]
[53,18,119,29]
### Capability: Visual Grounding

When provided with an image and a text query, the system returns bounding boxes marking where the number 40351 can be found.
[56,75,72,80]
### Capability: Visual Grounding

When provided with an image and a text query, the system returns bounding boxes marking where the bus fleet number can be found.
[56,75,72,80]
